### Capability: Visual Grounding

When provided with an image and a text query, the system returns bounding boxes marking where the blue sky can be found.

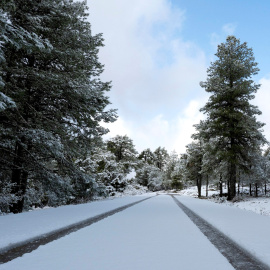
[89,0,270,154]
[176,0,270,76]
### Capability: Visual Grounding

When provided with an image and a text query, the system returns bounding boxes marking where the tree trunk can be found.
[197,176,202,198]
[219,174,223,197]
[255,183,258,197]
[219,182,223,197]
[227,162,236,200]
[237,172,240,195]
[265,182,267,195]
[206,174,209,197]
[249,183,252,196]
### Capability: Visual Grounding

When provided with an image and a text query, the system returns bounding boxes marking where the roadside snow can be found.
[0,194,154,251]
[0,195,234,270]
[214,197,270,216]
[176,195,270,267]
[179,185,270,217]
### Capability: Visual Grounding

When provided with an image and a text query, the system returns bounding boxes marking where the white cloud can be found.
[173,100,206,153]
[89,0,207,153]
[104,99,206,154]
[102,117,132,139]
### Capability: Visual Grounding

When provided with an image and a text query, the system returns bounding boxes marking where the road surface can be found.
[1,195,270,270]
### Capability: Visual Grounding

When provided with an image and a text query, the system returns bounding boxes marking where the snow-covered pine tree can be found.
[170,154,187,190]
[199,36,266,200]
[106,135,138,173]
[0,0,116,213]
[0,0,54,211]
[76,147,127,196]
[0,0,50,111]
[154,147,169,171]
[138,148,156,165]
[185,141,203,197]
[163,151,178,189]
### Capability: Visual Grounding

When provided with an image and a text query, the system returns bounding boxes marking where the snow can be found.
[179,185,223,197]
[0,195,234,270]
[0,194,154,251]
[179,185,270,217]
[0,92,16,112]
[2,189,270,269]
[125,169,136,180]
[228,197,270,216]
[176,195,270,267]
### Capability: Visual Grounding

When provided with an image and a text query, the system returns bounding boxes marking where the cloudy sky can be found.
[88,0,270,154]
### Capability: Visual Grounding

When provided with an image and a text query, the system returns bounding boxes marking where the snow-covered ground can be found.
[0,194,154,251]
[228,197,270,216]
[0,195,234,270]
[179,185,270,216]
[1,187,270,269]
[176,195,270,267]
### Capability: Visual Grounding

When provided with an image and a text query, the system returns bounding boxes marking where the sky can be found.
[88,0,270,154]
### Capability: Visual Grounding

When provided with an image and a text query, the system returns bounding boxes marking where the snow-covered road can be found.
[1,195,234,270]
[1,194,270,269]
[0,195,154,251]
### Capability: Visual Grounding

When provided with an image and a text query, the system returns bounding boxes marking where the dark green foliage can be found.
[106,135,137,173]
[138,148,155,165]
[171,175,183,190]
[154,147,168,170]
[0,0,116,213]
[185,142,203,197]
[198,36,266,200]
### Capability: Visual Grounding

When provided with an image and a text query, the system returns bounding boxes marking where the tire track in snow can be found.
[171,195,270,270]
[0,196,153,264]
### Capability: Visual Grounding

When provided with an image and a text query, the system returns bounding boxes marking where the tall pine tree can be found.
[199,36,266,200]
[0,0,116,213]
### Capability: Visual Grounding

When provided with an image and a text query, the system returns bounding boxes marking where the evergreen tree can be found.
[0,0,53,211]
[135,163,156,187]
[106,135,138,173]
[185,141,203,197]
[0,0,116,213]
[199,36,266,200]
[163,151,178,189]
[154,147,169,170]
[138,148,156,165]
[77,147,126,195]
[0,0,50,111]
[170,154,186,190]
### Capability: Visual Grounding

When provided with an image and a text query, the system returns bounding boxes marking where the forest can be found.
[1,0,269,214]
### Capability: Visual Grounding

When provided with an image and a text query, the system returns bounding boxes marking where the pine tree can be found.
[163,151,178,189]
[0,0,49,111]
[138,148,156,165]
[154,147,169,171]
[0,0,116,213]
[76,147,126,196]
[106,135,138,173]
[185,141,203,197]
[199,36,266,200]
[0,0,53,211]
